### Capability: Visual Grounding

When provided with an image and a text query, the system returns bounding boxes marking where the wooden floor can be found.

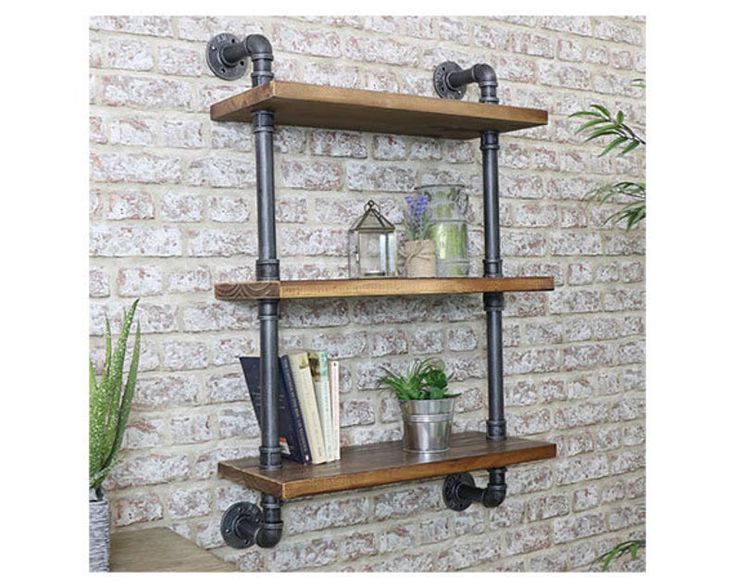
[110,528,236,572]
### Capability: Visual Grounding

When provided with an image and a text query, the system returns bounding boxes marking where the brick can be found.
[90,225,181,257]
[556,454,609,485]
[437,537,502,571]
[505,348,559,375]
[170,414,212,444]
[593,18,643,45]
[280,227,347,256]
[526,494,570,521]
[507,464,553,494]
[410,138,442,161]
[346,162,416,192]
[541,16,593,36]
[501,232,546,256]
[163,340,208,371]
[344,35,419,66]
[286,496,370,534]
[339,531,378,560]
[168,266,211,293]
[113,492,163,527]
[364,551,435,572]
[364,70,399,92]
[218,407,259,438]
[372,135,408,160]
[117,266,162,297]
[281,160,342,190]
[107,453,189,489]
[89,267,110,297]
[169,488,211,520]
[273,23,341,57]
[514,203,557,227]
[161,120,205,148]
[310,130,367,158]
[109,118,156,146]
[549,289,602,314]
[603,289,645,311]
[553,431,595,457]
[90,16,173,36]
[188,156,255,188]
[91,152,181,184]
[553,513,606,543]
[554,402,608,429]
[374,483,442,520]
[505,524,552,556]
[562,343,614,370]
[107,38,154,71]
[302,62,360,88]
[204,372,247,404]
[508,408,552,435]
[339,399,375,427]
[187,228,255,257]
[89,115,106,143]
[158,45,202,76]
[122,418,165,449]
[528,551,568,572]
[411,327,445,353]
[272,537,339,571]
[101,75,190,109]
[133,375,198,409]
[610,449,645,474]
[573,486,599,511]
[161,192,203,222]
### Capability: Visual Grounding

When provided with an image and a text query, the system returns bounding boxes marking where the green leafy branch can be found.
[570,103,646,158]
[588,181,646,231]
[89,300,141,490]
[591,539,645,571]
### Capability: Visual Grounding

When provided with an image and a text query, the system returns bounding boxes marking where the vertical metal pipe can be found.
[481,129,506,441]
[252,105,280,470]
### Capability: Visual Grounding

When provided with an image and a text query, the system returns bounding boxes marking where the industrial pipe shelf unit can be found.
[205,32,556,550]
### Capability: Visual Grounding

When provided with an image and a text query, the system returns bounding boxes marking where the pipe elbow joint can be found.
[473,63,497,84]
[256,521,283,548]
[245,34,273,59]
[482,483,506,508]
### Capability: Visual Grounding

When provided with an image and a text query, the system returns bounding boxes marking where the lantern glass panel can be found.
[348,200,397,279]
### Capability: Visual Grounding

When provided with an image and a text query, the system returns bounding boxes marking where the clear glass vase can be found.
[415,184,470,277]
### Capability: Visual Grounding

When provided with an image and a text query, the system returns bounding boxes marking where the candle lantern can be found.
[348,200,397,279]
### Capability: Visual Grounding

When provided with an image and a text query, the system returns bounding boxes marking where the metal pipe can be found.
[481,130,506,441]
[221,42,247,66]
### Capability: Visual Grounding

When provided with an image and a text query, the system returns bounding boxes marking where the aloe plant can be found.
[89,300,141,490]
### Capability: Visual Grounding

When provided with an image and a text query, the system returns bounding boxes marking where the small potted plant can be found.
[402,193,435,277]
[89,300,141,572]
[379,358,457,453]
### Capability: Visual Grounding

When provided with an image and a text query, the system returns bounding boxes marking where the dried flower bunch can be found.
[403,193,432,240]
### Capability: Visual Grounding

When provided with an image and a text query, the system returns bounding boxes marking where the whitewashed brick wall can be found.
[89,15,645,572]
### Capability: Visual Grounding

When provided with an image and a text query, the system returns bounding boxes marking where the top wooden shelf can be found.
[210,81,548,139]
[215,276,554,301]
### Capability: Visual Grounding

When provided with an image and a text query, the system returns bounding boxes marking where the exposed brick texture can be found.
[90,15,645,572]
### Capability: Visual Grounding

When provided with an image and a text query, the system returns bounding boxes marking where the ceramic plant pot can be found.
[89,487,111,572]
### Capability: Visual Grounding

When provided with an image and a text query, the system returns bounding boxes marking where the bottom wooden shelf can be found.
[110,528,236,572]
[219,432,556,500]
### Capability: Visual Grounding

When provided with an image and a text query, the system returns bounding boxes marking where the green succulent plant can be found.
[89,300,141,490]
[378,358,457,401]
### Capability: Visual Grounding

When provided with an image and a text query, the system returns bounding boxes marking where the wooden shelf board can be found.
[215,276,554,301]
[219,432,556,500]
[210,81,547,139]
[110,528,236,572]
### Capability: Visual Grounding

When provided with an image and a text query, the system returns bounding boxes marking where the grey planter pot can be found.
[400,398,455,453]
[89,487,110,572]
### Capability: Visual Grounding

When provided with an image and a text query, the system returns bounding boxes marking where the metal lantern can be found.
[348,200,397,279]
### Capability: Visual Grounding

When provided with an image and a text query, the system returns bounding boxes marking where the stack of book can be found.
[239,352,341,465]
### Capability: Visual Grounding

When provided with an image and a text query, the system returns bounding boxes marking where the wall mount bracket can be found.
[442,468,507,511]
[207,32,249,80]
[220,502,262,549]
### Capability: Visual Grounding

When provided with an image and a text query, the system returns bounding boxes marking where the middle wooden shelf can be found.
[214,276,554,301]
[219,432,556,500]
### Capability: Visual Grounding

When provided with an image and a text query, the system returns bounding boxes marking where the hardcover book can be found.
[239,356,312,464]
[308,351,335,461]
[328,358,341,461]
[288,352,327,464]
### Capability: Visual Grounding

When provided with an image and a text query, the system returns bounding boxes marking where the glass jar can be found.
[414,184,470,277]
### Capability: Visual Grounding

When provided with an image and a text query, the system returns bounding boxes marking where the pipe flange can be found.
[221,502,262,549]
[207,33,248,80]
[443,472,475,511]
[433,61,466,100]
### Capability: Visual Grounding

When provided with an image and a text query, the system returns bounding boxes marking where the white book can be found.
[328,358,340,461]
[288,353,326,464]
[308,352,333,461]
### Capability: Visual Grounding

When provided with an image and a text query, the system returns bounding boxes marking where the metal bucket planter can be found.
[400,398,455,453]
[89,488,111,572]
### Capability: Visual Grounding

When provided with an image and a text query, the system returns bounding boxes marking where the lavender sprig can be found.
[403,194,432,240]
